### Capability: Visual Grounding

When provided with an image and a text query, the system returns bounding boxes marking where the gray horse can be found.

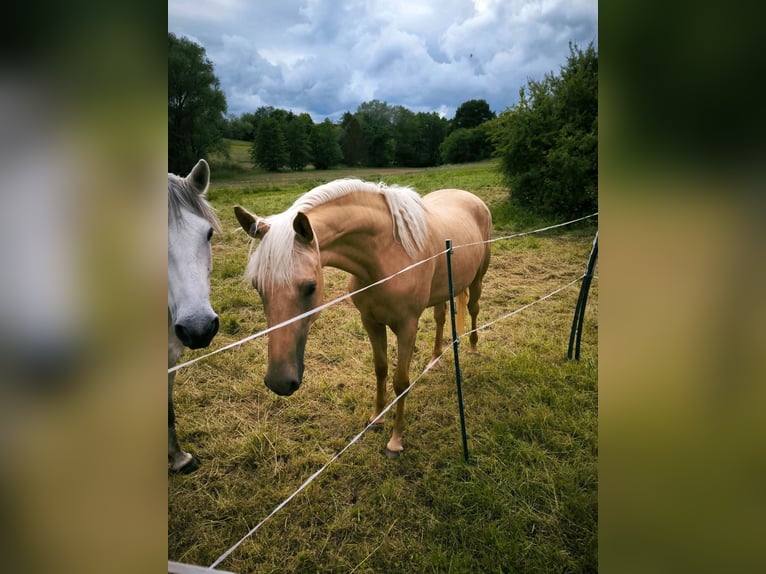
[168,159,220,473]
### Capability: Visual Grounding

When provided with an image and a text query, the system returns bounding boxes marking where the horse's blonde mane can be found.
[246,179,429,288]
[168,173,221,232]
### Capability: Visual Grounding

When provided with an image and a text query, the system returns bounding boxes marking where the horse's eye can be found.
[301,282,317,297]
[206,228,214,241]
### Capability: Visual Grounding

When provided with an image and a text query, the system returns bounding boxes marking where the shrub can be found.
[491,43,598,218]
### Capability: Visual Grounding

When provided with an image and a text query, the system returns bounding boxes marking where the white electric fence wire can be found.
[170,212,597,374]
[209,348,449,569]
[463,275,584,337]
[170,249,448,374]
[454,212,598,250]
[209,274,584,569]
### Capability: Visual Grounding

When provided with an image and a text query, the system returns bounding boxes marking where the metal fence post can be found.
[568,231,598,360]
[446,240,470,462]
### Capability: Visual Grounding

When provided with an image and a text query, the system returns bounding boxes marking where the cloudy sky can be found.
[168,0,597,121]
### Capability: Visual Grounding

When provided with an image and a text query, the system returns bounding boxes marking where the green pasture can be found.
[169,157,598,573]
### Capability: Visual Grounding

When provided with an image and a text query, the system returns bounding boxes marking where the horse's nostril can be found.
[264,377,300,396]
[174,316,218,349]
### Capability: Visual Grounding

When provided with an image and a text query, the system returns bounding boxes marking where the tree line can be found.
[224,98,495,172]
[169,32,597,217]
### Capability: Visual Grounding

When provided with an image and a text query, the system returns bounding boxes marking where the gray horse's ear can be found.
[293,212,314,244]
[188,159,210,195]
[235,205,270,239]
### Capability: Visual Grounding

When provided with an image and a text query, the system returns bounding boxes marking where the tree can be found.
[223,114,252,141]
[392,108,419,167]
[357,100,395,167]
[391,109,449,167]
[440,128,476,163]
[251,118,288,171]
[239,107,291,144]
[491,43,598,217]
[439,124,493,164]
[340,114,367,166]
[284,113,313,171]
[168,33,228,175]
[452,99,495,130]
[339,102,448,168]
[445,99,496,163]
[417,112,450,166]
[311,119,343,169]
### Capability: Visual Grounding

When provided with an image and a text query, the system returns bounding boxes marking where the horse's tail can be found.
[456,290,469,336]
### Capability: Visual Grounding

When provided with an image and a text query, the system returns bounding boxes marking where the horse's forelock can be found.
[168,173,221,232]
[245,210,300,289]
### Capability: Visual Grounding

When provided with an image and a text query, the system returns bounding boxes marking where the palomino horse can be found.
[168,159,221,472]
[235,179,491,456]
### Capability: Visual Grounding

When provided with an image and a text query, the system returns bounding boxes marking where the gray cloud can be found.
[169,0,597,121]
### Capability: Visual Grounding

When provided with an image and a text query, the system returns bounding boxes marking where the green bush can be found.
[491,43,598,218]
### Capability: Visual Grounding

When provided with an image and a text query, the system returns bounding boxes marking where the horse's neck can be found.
[310,199,397,283]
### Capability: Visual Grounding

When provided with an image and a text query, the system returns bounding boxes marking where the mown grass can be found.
[169,159,598,573]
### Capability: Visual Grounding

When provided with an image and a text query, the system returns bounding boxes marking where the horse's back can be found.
[423,188,492,244]
[422,189,491,303]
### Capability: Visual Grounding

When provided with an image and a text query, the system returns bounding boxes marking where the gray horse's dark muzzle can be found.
[174,315,219,349]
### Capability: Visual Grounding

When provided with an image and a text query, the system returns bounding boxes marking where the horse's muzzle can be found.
[264,376,300,396]
[174,315,219,349]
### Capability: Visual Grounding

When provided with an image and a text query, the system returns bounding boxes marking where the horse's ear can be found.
[188,159,210,195]
[234,205,270,239]
[293,212,314,244]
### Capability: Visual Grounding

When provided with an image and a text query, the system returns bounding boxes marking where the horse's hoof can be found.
[385,448,402,459]
[171,455,201,474]
[367,420,384,432]
[180,456,201,473]
[427,358,442,369]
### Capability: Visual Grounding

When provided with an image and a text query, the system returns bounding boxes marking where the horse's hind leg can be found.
[362,317,388,430]
[430,302,446,363]
[168,371,200,473]
[467,278,485,354]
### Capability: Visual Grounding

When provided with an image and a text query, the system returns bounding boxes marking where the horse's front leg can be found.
[387,319,418,457]
[361,317,388,430]
[168,371,200,473]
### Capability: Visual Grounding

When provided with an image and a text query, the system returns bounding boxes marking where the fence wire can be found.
[170,211,598,568]
[209,272,589,568]
[170,213,597,374]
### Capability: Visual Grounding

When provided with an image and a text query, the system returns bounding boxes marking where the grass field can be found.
[168,158,598,573]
